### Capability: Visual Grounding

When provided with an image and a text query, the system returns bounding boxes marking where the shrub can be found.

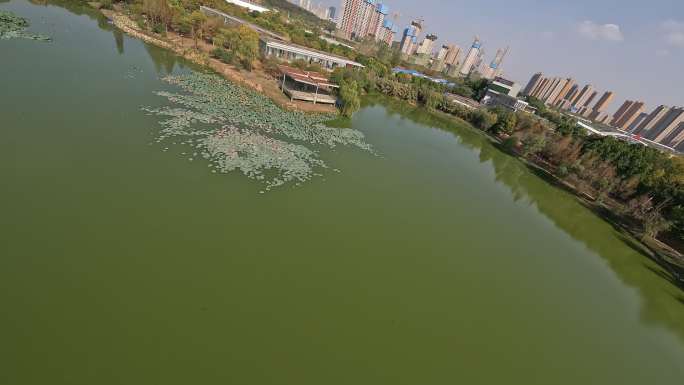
[152,22,165,34]
[211,48,235,65]
[469,109,498,131]
[339,80,361,117]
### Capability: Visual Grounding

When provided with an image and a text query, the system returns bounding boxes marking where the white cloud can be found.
[656,49,670,57]
[577,21,624,42]
[662,20,684,48]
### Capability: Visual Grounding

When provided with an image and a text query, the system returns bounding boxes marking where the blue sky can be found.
[322,0,684,112]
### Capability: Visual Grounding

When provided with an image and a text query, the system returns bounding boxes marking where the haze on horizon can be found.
[322,0,684,112]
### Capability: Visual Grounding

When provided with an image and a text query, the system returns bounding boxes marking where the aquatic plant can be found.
[144,72,372,189]
[205,126,324,189]
[0,10,51,41]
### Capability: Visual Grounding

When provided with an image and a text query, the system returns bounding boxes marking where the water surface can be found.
[2,1,684,384]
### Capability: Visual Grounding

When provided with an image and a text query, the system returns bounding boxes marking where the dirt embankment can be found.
[99,8,336,114]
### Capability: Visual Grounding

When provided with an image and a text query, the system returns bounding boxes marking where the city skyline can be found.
[319,0,684,112]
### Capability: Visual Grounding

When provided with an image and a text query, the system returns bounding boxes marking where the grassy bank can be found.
[362,92,684,285]
[92,2,336,114]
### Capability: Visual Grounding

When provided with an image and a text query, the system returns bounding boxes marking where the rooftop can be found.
[224,0,270,13]
[278,65,339,89]
[262,37,364,68]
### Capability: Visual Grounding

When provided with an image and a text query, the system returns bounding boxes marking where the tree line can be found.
[332,48,684,246]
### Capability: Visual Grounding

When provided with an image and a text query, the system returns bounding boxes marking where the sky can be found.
[320,0,684,113]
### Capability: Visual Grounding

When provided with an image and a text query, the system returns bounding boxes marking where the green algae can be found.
[0,10,51,41]
[143,72,373,189]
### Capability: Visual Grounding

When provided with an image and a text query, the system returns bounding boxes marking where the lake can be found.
[1,1,684,384]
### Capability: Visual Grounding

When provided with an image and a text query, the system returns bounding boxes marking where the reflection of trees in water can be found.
[28,0,124,53]
[377,97,684,342]
[113,28,123,54]
[143,43,185,76]
[486,143,684,341]
[27,0,190,72]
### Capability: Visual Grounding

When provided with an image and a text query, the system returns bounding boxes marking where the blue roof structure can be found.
[392,68,456,88]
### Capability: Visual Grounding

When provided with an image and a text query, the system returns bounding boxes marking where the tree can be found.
[491,108,518,135]
[142,0,174,32]
[235,24,259,70]
[187,10,206,49]
[526,96,546,114]
[465,77,490,100]
[626,195,673,239]
[200,17,223,45]
[470,109,498,131]
[339,80,360,117]
[520,132,547,157]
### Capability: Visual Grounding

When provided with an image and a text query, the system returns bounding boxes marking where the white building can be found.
[225,0,270,13]
[260,37,364,70]
[459,37,482,76]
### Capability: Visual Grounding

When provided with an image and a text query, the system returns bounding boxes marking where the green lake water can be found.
[2,1,684,384]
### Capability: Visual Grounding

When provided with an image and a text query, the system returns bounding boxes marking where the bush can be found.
[469,109,498,131]
[152,22,165,34]
[502,137,518,153]
[339,80,361,117]
[211,48,235,65]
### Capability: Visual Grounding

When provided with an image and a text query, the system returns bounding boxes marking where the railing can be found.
[199,6,286,41]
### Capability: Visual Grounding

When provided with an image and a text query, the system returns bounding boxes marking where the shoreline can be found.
[98,6,336,115]
[95,3,683,280]
[369,95,684,278]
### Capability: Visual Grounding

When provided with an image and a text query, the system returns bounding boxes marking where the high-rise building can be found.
[435,45,449,61]
[602,113,613,124]
[571,85,594,110]
[337,0,387,40]
[328,6,336,20]
[611,101,635,125]
[400,20,422,55]
[416,34,438,55]
[611,101,645,130]
[531,77,550,99]
[660,122,684,148]
[523,73,543,96]
[444,45,461,66]
[481,47,509,80]
[591,92,614,115]
[577,91,598,117]
[459,37,482,76]
[558,84,579,109]
[546,78,566,102]
[539,77,560,101]
[550,78,575,105]
[366,3,388,39]
[582,91,598,108]
[648,107,684,142]
[546,78,569,104]
[536,78,555,100]
[432,44,461,72]
[443,44,462,75]
[618,102,646,130]
[376,19,397,46]
[626,112,649,132]
[633,105,671,137]
[337,0,363,39]
[298,0,311,11]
